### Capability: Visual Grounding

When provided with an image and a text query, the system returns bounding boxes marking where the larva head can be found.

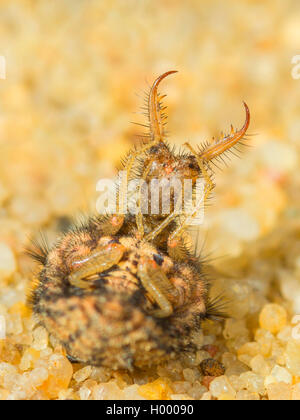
[144,71,250,184]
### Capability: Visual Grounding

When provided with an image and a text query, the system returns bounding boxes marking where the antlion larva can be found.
[28,71,250,369]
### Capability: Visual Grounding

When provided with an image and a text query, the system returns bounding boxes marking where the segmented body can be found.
[30,230,208,369]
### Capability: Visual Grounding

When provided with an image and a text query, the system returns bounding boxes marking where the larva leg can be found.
[136,158,154,237]
[144,184,185,243]
[137,257,178,318]
[69,242,125,289]
[119,141,159,214]
[144,210,178,242]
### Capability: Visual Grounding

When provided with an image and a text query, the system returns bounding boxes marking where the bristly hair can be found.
[26,232,50,265]
[205,294,229,321]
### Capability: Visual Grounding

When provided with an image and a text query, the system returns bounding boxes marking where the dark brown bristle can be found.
[205,295,229,321]
[26,233,50,265]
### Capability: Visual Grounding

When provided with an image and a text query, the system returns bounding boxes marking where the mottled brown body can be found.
[30,229,208,369]
[28,71,250,369]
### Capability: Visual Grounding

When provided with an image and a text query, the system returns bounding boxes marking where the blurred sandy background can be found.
[0,0,299,400]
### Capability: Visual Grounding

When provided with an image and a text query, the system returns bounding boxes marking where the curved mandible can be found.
[148,70,178,143]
